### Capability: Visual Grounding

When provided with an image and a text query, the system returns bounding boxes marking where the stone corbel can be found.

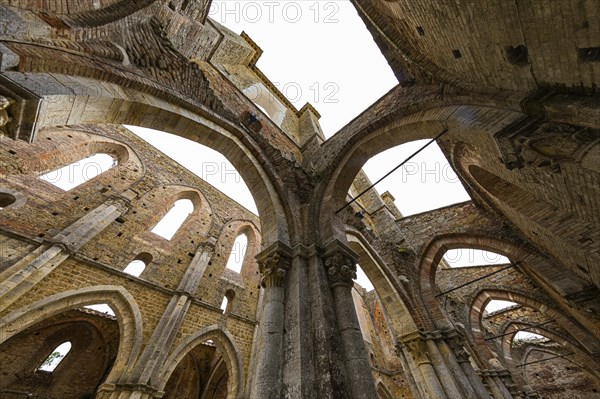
[495,117,600,173]
[0,74,42,142]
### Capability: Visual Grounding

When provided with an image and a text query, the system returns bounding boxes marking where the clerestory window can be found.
[38,153,117,191]
[151,199,194,240]
[224,234,248,273]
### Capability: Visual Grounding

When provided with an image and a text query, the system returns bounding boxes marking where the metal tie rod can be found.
[517,352,574,367]
[336,129,449,214]
[435,262,518,297]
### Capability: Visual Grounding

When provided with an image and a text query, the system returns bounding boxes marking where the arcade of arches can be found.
[0,1,599,398]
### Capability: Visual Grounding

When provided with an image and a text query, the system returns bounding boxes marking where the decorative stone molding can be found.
[496,119,600,173]
[406,341,431,366]
[256,242,292,288]
[0,74,42,142]
[445,330,472,363]
[398,331,432,366]
[0,95,14,134]
[324,251,357,287]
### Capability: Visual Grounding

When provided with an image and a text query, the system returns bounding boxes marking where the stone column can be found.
[250,243,291,399]
[96,245,215,398]
[423,331,464,398]
[444,331,493,399]
[0,195,130,312]
[498,370,521,399]
[402,332,446,399]
[481,370,514,399]
[395,343,426,399]
[324,247,377,399]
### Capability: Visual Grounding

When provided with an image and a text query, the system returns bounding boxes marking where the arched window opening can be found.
[225,234,248,273]
[242,83,286,126]
[362,139,471,216]
[123,253,152,277]
[38,153,116,191]
[514,331,547,342]
[0,192,16,209]
[220,296,228,312]
[125,126,257,215]
[83,303,115,316]
[443,248,510,268]
[123,260,146,277]
[38,341,72,372]
[355,263,374,291]
[221,289,235,313]
[485,300,518,314]
[151,199,194,240]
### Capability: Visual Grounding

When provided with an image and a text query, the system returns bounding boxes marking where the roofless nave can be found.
[0,1,599,398]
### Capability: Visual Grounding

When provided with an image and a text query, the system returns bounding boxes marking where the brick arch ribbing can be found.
[0,285,143,386]
[469,289,600,365]
[156,325,244,399]
[417,233,529,330]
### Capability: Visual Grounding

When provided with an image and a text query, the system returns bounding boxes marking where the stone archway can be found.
[26,88,291,249]
[315,102,523,243]
[468,288,600,362]
[346,230,418,337]
[156,325,244,399]
[0,285,143,386]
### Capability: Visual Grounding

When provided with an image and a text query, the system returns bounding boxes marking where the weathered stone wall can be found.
[0,124,262,397]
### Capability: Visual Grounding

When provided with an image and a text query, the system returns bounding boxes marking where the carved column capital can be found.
[444,329,472,363]
[257,243,292,288]
[0,95,14,131]
[324,251,357,287]
[320,239,358,288]
[399,331,432,365]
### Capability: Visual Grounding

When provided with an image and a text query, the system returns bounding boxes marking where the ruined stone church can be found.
[0,1,599,398]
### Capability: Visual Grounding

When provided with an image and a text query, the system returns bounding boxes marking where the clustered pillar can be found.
[397,329,526,398]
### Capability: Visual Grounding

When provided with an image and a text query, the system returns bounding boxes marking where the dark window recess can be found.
[0,193,16,208]
[452,49,462,59]
[416,26,425,36]
[578,47,600,62]
[506,45,529,66]
[182,0,190,11]
[168,1,176,10]
[116,217,126,224]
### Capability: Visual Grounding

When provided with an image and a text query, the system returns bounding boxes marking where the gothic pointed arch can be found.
[216,220,260,278]
[346,229,418,336]
[468,288,600,362]
[315,97,523,243]
[26,90,291,248]
[0,285,143,385]
[156,325,244,399]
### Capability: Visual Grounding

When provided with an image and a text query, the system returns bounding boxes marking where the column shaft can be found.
[425,337,463,398]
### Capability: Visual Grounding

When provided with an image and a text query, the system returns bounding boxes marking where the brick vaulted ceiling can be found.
[353,0,600,94]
